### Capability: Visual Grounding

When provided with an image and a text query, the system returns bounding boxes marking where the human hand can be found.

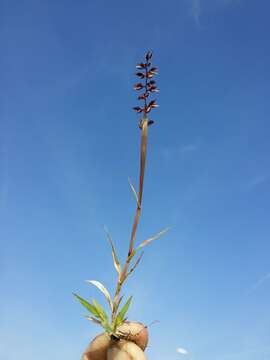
[81,321,148,360]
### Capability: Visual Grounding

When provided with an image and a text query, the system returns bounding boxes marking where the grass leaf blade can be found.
[104,227,122,275]
[128,177,140,207]
[92,298,108,323]
[137,227,170,250]
[126,252,144,278]
[91,298,113,333]
[115,296,133,327]
[84,315,102,325]
[86,280,113,311]
[73,293,99,317]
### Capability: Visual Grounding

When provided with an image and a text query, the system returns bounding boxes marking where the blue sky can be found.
[1,0,270,359]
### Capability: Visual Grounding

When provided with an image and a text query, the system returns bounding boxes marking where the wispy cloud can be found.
[177,346,189,355]
[251,271,270,291]
[187,0,243,25]
[160,143,198,160]
[180,144,198,153]
[246,174,269,190]
[191,0,201,25]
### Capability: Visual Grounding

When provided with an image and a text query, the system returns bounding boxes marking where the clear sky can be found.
[1,0,270,359]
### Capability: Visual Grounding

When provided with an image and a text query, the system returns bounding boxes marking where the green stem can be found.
[111,119,149,329]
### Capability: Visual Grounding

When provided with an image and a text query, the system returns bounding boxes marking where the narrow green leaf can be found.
[104,226,121,275]
[115,296,133,327]
[73,293,99,318]
[85,314,112,333]
[101,321,113,333]
[86,280,113,311]
[84,315,102,325]
[137,227,170,250]
[126,252,144,277]
[115,295,123,314]
[92,298,108,323]
[91,298,113,333]
[128,177,140,207]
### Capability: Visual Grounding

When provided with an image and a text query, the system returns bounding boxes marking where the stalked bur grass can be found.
[73,51,169,340]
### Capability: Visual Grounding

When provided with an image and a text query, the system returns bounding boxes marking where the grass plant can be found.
[73,50,169,340]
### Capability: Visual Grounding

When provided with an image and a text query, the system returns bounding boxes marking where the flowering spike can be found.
[138,93,149,100]
[133,51,159,120]
[148,99,158,108]
[145,51,153,61]
[149,86,159,93]
[136,63,147,69]
[136,72,145,79]
[134,83,144,91]
[146,72,155,79]
[133,106,143,113]
[149,66,158,73]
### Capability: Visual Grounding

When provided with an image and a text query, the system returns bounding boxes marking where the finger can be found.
[82,333,110,360]
[116,321,148,351]
[108,340,147,360]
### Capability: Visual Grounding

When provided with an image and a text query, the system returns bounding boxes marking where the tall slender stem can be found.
[128,119,148,255]
[111,119,149,326]
[111,51,158,330]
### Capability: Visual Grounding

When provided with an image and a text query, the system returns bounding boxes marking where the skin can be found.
[81,333,110,360]
[82,321,148,360]
[116,321,148,351]
[107,340,147,360]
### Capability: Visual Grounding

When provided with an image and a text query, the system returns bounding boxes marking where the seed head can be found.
[133,50,159,126]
